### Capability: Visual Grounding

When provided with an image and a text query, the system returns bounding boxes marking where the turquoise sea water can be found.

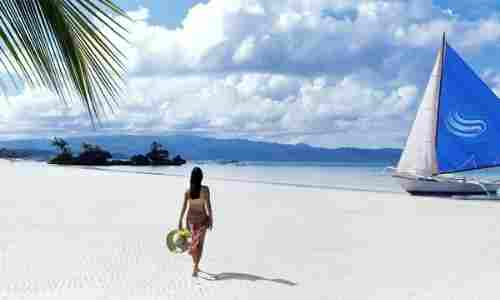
[98,161,500,194]
[89,161,496,194]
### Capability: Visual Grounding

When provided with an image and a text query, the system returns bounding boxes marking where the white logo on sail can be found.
[445,112,487,138]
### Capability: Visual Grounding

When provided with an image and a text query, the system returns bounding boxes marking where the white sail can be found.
[397,45,443,176]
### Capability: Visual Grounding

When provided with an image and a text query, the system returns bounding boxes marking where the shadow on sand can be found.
[198,271,297,286]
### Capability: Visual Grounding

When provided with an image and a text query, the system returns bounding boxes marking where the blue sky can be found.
[435,0,500,19]
[118,0,209,28]
[118,0,500,26]
[2,0,500,148]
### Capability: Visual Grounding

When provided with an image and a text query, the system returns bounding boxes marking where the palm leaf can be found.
[0,0,129,124]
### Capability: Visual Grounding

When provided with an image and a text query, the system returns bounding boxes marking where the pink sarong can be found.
[188,222,208,256]
[187,210,209,257]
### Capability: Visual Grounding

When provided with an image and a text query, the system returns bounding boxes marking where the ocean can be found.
[96,161,500,195]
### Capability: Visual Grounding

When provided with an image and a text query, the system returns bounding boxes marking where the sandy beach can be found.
[2,160,500,299]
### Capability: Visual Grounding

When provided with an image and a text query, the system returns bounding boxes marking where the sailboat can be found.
[393,34,500,196]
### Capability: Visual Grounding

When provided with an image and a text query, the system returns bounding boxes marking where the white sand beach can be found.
[2,160,500,299]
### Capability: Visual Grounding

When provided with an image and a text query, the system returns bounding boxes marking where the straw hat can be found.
[166,229,191,253]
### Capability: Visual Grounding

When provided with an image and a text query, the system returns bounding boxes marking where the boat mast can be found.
[432,33,446,176]
[438,32,446,96]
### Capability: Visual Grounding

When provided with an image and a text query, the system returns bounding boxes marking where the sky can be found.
[2,0,500,148]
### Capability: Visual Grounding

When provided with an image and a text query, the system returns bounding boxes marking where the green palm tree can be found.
[51,136,71,154]
[0,0,128,123]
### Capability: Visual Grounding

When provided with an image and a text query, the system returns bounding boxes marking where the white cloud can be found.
[232,36,256,64]
[483,69,500,97]
[120,0,500,80]
[127,6,149,21]
[2,0,500,148]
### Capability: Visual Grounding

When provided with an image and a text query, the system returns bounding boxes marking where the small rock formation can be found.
[130,154,150,166]
[48,137,75,164]
[145,142,186,166]
[0,148,24,159]
[172,155,187,165]
[77,143,112,165]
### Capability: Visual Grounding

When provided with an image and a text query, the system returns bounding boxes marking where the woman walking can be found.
[178,167,213,277]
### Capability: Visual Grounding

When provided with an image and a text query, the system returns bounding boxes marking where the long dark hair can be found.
[189,167,203,199]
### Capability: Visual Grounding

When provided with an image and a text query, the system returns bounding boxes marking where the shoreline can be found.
[8,159,403,195]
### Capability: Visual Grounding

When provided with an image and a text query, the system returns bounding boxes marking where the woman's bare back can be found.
[187,185,209,213]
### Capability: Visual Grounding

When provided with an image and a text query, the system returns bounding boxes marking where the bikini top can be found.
[188,186,208,211]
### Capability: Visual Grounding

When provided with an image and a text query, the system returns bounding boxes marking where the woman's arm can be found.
[206,187,213,230]
[178,191,188,229]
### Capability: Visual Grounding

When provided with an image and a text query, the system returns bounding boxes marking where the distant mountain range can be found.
[0,135,402,163]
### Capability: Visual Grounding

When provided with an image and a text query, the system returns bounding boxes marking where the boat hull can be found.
[395,175,500,196]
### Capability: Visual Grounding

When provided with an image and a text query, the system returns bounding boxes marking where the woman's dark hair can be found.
[190,167,203,199]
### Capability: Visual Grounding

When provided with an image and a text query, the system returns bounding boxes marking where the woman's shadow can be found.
[198,271,297,286]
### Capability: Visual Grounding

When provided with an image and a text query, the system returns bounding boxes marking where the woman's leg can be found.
[193,241,203,272]
[190,224,203,276]
[188,222,207,276]
[193,228,207,273]
[192,258,199,276]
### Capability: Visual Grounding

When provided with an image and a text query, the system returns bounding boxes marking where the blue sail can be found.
[436,43,500,173]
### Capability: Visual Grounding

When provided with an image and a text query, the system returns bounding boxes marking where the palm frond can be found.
[0,0,129,124]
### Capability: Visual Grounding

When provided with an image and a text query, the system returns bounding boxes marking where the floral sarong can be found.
[187,210,209,256]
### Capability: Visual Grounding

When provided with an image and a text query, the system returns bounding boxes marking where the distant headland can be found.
[0,134,402,164]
